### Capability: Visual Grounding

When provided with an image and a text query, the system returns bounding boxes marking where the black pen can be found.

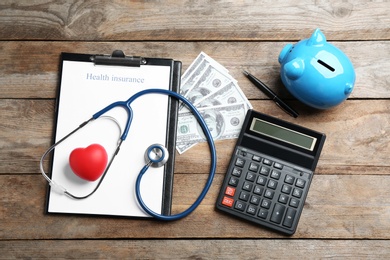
[243,70,299,118]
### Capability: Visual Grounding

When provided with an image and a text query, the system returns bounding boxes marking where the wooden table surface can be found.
[1,1,390,258]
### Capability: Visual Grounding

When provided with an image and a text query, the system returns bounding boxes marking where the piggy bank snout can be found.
[278,29,356,110]
[283,58,304,80]
[278,44,293,64]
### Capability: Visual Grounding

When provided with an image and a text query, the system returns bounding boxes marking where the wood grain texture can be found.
[1,174,390,240]
[0,1,389,41]
[1,240,390,259]
[1,99,388,175]
[1,0,390,258]
[0,41,389,99]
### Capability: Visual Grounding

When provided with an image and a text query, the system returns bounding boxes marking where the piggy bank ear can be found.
[284,58,304,80]
[307,28,326,46]
[278,44,293,64]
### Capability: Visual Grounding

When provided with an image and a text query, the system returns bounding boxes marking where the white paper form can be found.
[47,60,172,217]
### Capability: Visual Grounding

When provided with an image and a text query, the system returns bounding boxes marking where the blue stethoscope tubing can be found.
[127,89,217,221]
[41,88,217,221]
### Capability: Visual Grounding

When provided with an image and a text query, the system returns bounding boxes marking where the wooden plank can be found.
[1,174,390,240]
[1,0,388,257]
[0,41,389,99]
[1,239,390,259]
[0,99,54,174]
[1,99,388,175]
[0,1,389,41]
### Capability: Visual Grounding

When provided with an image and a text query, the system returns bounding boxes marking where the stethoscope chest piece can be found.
[41,88,217,221]
[145,144,169,168]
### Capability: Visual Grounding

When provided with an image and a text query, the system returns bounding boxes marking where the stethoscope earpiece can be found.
[144,144,169,168]
[40,88,217,221]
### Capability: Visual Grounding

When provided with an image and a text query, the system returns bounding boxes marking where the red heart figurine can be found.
[69,144,108,182]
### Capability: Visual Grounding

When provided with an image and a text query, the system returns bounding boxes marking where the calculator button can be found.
[231,167,242,177]
[292,188,303,198]
[249,162,259,172]
[289,198,300,208]
[222,196,234,207]
[284,174,295,185]
[296,178,306,188]
[263,158,272,166]
[218,147,314,235]
[278,194,288,204]
[235,158,245,167]
[258,208,268,219]
[261,199,271,209]
[283,208,297,228]
[246,171,256,182]
[253,186,264,195]
[252,155,261,162]
[247,205,257,215]
[225,186,236,197]
[256,176,267,186]
[267,179,277,190]
[229,177,239,187]
[270,170,281,180]
[270,204,286,224]
[260,166,270,176]
[235,201,246,211]
[274,162,283,169]
[250,195,261,205]
[242,181,253,192]
[264,189,274,199]
[281,184,292,194]
[239,191,250,201]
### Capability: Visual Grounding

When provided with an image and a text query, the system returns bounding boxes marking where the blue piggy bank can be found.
[278,29,355,109]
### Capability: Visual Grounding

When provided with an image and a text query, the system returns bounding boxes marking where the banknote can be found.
[183,64,235,106]
[176,52,252,153]
[195,81,252,110]
[176,103,247,154]
[181,52,228,84]
[180,58,211,97]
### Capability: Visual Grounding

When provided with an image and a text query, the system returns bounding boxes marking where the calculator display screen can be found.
[250,118,317,151]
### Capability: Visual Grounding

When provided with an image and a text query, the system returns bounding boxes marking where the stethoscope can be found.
[40,88,217,221]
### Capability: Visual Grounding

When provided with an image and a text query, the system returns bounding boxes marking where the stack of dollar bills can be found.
[176,52,252,154]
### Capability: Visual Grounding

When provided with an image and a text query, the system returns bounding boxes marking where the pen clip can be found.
[243,70,299,118]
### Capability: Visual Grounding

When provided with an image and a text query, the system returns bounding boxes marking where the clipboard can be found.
[45,50,181,218]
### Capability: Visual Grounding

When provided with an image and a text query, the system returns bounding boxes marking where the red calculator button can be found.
[225,186,236,197]
[222,196,234,207]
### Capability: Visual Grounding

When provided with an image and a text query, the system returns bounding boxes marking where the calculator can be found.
[216,110,326,235]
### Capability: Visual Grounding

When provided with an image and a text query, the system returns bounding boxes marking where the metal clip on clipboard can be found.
[42,50,216,221]
[90,50,147,67]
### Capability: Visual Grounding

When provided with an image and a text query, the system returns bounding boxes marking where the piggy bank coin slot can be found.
[317,59,335,72]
